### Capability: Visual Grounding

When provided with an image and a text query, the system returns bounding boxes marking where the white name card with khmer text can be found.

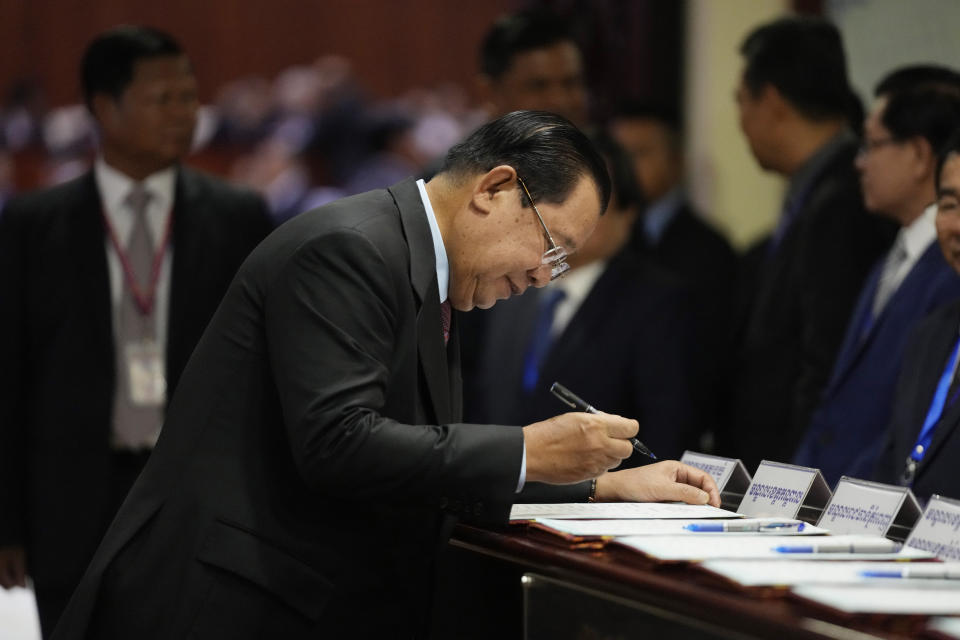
[737,460,831,523]
[817,476,920,540]
[680,451,751,510]
[905,494,960,561]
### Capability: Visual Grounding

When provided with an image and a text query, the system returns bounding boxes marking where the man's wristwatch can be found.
[587,477,597,502]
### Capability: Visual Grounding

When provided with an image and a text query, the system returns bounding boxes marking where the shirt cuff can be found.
[516,440,527,493]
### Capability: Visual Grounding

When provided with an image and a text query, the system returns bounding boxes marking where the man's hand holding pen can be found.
[520,381,721,508]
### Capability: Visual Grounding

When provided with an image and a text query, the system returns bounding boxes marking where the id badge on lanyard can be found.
[103,204,173,408]
[124,339,166,407]
[902,335,960,486]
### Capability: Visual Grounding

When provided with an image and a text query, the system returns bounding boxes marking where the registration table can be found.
[430,523,956,640]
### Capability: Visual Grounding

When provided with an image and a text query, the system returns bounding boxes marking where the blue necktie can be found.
[521,289,567,392]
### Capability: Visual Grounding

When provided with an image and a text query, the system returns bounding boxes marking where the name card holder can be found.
[737,460,831,523]
[905,494,960,561]
[680,451,751,511]
[816,476,921,542]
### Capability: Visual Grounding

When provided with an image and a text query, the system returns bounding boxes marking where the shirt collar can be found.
[785,129,855,209]
[899,202,938,260]
[642,187,683,245]
[94,157,177,218]
[416,178,449,303]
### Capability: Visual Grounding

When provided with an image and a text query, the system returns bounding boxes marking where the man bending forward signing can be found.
[53,111,718,640]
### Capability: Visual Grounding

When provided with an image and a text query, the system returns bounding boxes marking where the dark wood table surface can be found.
[437,523,957,640]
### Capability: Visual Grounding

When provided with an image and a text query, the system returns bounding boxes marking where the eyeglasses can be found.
[517,176,570,280]
[858,136,900,156]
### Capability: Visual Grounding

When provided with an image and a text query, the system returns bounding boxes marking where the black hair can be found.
[480,9,576,79]
[740,16,851,121]
[875,65,960,97]
[611,99,682,150]
[936,129,960,194]
[881,86,960,159]
[590,128,645,213]
[80,25,186,111]
[440,110,611,214]
[612,100,680,134]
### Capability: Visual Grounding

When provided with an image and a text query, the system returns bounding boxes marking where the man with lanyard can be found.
[0,26,271,636]
[875,129,960,502]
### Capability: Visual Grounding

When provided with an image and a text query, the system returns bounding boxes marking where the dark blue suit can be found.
[874,298,960,502]
[793,242,960,487]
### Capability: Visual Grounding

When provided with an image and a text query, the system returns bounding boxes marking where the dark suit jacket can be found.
[475,248,703,462]
[794,243,960,486]
[0,167,271,595]
[874,299,960,502]
[726,138,897,473]
[51,179,586,639]
[633,200,738,302]
[633,200,738,441]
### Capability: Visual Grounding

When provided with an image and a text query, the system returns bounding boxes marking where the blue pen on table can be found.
[773,540,902,554]
[684,521,806,533]
[860,565,960,579]
[549,382,657,460]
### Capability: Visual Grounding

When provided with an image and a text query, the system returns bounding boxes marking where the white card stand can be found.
[680,451,751,511]
[737,460,831,524]
[904,494,960,561]
[816,476,921,542]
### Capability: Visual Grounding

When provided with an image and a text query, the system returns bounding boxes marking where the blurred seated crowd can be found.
[0,55,486,224]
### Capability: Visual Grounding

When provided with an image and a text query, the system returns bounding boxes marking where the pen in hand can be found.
[549,382,657,460]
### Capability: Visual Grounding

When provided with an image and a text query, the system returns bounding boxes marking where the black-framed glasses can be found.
[517,176,570,280]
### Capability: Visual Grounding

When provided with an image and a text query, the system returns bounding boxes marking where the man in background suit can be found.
[474,130,703,462]
[0,26,272,636]
[476,8,588,127]
[874,130,960,502]
[51,111,718,639]
[726,17,896,473]
[611,102,737,448]
[794,67,960,486]
[461,8,591,422]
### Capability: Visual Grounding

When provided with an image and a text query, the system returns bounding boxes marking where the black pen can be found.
[549,382,657,460]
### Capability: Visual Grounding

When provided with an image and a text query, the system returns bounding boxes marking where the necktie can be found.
[521,289,567,392]
[113,184,163,449]
[873,238,908,317]
[440,300,452,346]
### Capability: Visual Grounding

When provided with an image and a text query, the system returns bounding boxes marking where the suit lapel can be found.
[919,305,960,476]
[167,167,203,373]
[72,173,115,385]
[905,304,960,458]
[390,179,452,424]
[829,246,940,391]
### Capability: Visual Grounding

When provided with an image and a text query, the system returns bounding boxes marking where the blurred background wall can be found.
[1,0,959,249]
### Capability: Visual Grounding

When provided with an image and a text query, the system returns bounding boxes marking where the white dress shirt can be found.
[94,158,176,356]
[416,179,527,492]
[874,203,938,309]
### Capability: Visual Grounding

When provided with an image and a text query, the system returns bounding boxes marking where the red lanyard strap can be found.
[102,206,173,316]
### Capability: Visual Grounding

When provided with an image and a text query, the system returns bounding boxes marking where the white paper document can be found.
[509,502,739,521]
[929,617,960,639]
[531,517,827,538]
[616,534,935,562]
[700,560,952,587]
[792,585,960,615]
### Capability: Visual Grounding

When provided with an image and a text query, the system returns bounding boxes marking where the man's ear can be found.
[91,93,119,131]
[470,165,518,214]
[910,136,936,181]
[764,84,791,120]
